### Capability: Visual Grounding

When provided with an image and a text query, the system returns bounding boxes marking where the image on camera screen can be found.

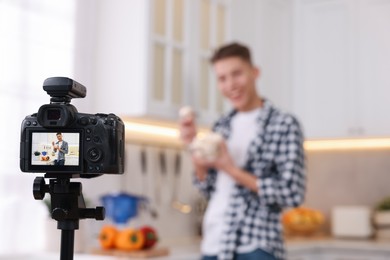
[31,132,80,166]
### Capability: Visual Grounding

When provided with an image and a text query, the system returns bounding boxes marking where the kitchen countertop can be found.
[0,244,201,260]
[3,238,390,260]
[0,253,113,260]
[286,236,390,254]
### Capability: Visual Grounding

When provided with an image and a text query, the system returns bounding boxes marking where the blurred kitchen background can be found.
[1,0,390,259]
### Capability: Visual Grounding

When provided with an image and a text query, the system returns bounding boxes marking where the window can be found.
[0,0,76,253]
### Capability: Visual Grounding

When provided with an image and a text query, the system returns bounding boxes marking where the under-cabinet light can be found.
[304,138,390,151]
[125,121,179,138]
[124,120,390,150]
[124,119,209,147]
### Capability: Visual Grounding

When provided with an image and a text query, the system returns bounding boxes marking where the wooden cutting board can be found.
[91,247,170,258]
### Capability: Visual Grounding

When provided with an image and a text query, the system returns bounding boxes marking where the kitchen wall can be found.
[79,143,390,250]
[80,143,203,250]
[304,149,390,233]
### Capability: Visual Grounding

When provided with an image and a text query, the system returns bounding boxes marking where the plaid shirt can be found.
[194,99,306,260]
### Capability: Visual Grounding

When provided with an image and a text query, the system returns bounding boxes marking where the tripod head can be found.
[33,174,105,260]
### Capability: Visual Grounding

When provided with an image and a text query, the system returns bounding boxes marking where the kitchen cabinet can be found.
[292,0,390,138]
[354,0,390,137]
[191,0,231,126]
[229,0,294,113]
[93,0,230,126]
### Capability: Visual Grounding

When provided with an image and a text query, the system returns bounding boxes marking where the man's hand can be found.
[52,141,59,151]
[179,114,197,145]
[213,141,235,173]
[191,156,210,182]
[192,141,258,192]
[191,140,235,173]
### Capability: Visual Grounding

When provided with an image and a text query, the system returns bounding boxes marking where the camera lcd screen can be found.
[29,131,82,172]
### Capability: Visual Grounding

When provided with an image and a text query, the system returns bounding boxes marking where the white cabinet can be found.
[292,0,353,139]
[354,0,390,137]
[148,0,190,120]
[292,0,390,138]
[92,0,184,120]
[92,0,229,126]
[230,0,294,113]
[191,0,231,126]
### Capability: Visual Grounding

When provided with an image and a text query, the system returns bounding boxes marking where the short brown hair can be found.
[210,42,252,64]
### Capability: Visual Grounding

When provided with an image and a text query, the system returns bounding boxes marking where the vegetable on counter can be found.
[190,132,223,161]
[282,207,325,236]
[139,225,158,249]
[98,225,160,251]
[99,225,118,249]
[115,228,145,251]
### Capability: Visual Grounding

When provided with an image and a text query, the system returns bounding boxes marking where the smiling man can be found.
[180,43,306,260]
[52,132,69,166]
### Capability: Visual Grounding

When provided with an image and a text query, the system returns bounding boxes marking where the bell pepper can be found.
[115,228,145,251]
[139,225,158,249]
[99,225,118,249]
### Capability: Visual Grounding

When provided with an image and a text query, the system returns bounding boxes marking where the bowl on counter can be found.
[282,207,325,236]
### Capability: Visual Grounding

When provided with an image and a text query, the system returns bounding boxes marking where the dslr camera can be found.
[20,77,125,177]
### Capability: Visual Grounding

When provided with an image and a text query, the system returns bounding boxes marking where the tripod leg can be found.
[60,229,74,260]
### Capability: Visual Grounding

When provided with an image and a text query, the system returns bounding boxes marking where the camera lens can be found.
[47,109,61,120]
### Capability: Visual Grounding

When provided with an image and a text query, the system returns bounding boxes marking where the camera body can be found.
[20,77,125,177]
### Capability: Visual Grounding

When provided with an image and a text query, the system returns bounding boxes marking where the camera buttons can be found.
[32,121,38,126]
[86,128,92,134]
[93,136,100,143]
[87,165,101,172]
[88,148,102,162]
[26,121,31,126]
[90,117,97,125]
[79,117,90,126]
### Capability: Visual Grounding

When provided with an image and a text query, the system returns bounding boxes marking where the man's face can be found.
[57,134,63,141]
[213,57,259,111]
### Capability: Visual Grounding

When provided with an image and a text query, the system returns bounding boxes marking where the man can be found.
[52,132,68,166]
[179,43,305,260]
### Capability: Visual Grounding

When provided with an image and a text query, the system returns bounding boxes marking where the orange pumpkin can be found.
[115,228,145,251]
[99,225,118,249]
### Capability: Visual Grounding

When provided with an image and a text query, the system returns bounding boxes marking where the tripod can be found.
[33,174,105,260]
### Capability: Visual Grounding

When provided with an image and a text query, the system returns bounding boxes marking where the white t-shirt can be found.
[201,108,260,255]
[55,141,63,160]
